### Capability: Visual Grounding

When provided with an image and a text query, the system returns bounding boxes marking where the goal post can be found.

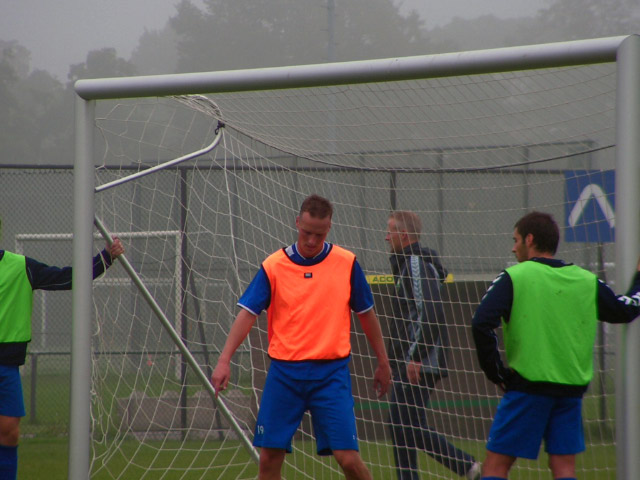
[72,35,640,480]
[614,34,640,480]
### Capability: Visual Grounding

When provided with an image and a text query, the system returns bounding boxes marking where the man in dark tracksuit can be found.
[0,236,124,480]
[386,211,481,480]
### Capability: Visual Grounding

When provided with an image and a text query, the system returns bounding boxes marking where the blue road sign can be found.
[564,170,615,243]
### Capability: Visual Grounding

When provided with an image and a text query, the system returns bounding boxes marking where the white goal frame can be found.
[73,35,640,480]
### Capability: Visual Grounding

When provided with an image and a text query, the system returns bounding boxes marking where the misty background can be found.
[0,4,632,463]
[0,0,638,166]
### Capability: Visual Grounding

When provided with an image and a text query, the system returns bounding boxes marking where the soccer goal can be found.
[72,36,640,479]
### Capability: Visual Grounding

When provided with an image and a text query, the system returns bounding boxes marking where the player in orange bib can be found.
[211,194,391,480]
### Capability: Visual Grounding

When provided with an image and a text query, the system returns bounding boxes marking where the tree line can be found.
[0,0,637,165]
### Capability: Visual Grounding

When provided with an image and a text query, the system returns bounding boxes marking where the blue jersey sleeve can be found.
[237,266,271,315]
[350,259,374,314]
[471,270,513,385]
[26,250,113,291]
[597,271,640,323]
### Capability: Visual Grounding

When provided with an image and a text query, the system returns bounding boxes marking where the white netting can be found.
[88,62,618,479]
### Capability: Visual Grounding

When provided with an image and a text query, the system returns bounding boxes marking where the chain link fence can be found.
[3,163,617,442]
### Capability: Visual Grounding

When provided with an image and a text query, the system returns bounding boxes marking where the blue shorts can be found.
[487,390,584,459]
[254,359,359,455]
[0,366,26,417]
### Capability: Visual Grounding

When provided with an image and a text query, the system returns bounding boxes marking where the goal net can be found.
[79,42,632,480]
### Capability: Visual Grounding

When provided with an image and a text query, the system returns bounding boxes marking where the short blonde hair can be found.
[389,210,421,241]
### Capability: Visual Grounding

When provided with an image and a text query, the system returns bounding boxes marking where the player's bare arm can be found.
[211,308,257,396]
[356,309,391,397]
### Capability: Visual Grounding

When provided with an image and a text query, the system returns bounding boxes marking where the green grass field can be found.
[18,368,619,479]
[18,435,618,479]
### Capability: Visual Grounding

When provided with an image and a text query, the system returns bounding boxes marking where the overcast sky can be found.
[1,0,541,81]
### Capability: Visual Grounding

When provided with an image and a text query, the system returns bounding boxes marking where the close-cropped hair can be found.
[390,210,422,240]
[300,194,333,219]
[514,211,559,255]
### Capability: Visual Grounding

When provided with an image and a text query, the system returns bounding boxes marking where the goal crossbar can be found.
[75,37,627,101]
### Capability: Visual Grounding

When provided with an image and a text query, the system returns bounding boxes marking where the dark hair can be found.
[300,194,333,219]
[514,211,559,255]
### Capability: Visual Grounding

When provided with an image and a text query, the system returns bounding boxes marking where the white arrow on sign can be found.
[568,183,615,228]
